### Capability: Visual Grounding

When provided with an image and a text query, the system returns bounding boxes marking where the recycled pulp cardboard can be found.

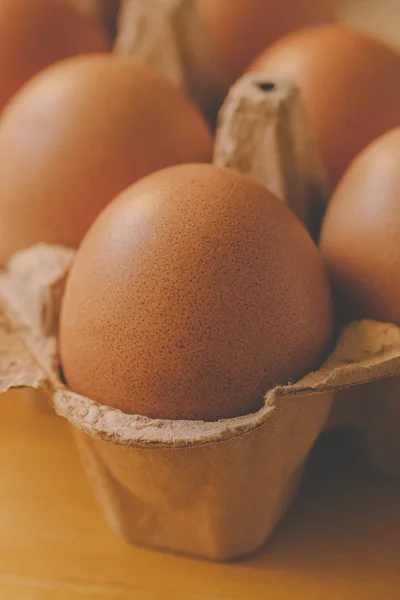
[0,244,399,560]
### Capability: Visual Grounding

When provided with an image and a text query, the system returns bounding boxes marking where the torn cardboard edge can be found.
[1,243,400,449]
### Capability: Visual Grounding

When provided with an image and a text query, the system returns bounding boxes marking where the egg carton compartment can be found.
[0,243,399,560]
[327,373,400,477]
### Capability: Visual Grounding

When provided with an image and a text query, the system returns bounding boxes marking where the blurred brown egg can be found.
[0,0,109,114]
[197,0,336,85]
[60,164,333,421]
[320,128,400,325]
[250,26,400,190]
[62,0,120,39]
[0,55,212,265]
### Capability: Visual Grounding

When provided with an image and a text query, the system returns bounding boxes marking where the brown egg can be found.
[320,127,400,325]
[0,55,212,265]
[197,0,336,85]
[59,164,333,421]
[250,26,400,191]
[62,0,120,39]
[0,0,109,114]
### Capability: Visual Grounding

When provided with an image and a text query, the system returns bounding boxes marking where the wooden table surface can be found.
[1,390,400,600]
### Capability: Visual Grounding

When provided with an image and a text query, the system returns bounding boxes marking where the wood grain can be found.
[1,390,400,599]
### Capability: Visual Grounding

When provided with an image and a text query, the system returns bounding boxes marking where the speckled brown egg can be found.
[320,127,400,325]
[59,164,333,421]
[0,55,212,265]
[250,26,400,191]
[0,0,109,114]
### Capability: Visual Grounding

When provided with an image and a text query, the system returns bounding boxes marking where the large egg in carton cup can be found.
[0,74,399,561]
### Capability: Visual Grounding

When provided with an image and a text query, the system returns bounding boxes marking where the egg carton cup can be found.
[327,364,400,477]
[1,244,400,560]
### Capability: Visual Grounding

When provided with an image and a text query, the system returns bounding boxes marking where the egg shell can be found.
[250,26,400,190]
[197,0,336,85]
[59,163,333,421]
[320,127,400,324]
[0,0,109,114]
[0,55,212,264]
[64,0,121,38]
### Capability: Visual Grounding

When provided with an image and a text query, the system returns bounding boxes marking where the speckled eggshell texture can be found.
[59,164,333,421]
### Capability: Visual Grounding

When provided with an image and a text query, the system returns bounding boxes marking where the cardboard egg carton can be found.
[1,245,400,560]
[1,73,400,560]
[114,0,226,123]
